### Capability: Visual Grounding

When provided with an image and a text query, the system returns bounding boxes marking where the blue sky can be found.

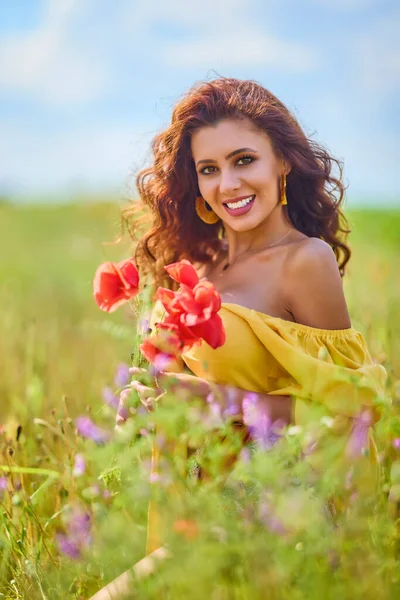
[0,0,399,204]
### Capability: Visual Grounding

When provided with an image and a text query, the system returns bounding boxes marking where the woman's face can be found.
[191,118,287,232]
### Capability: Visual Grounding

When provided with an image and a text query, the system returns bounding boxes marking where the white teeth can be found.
[226,195,254,209]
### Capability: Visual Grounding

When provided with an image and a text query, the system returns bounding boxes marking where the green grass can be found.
[0,202,134,422]
[0,201,399,599]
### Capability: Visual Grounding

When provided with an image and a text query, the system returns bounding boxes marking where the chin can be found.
[225,220,260,233]
[225,213,265,232]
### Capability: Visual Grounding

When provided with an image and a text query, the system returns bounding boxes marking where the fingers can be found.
[156,372,211,398]
[131,380,164,413]
[130,380,157,398]
[130,366,155,387]
[115,387,136,428]
[115,413,127,429]
[129,367,147,375]
[115,367,162,427]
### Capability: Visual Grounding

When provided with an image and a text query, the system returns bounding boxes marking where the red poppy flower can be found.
[139,332,182,372]
[156,261,226,350]
[164,259,199,289]
[93,258,139,312]
[139,260,225,366]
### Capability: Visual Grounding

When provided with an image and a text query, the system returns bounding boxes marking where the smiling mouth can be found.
[223,195,255,210]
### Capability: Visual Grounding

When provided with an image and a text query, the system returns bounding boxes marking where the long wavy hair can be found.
[123,77,351,290]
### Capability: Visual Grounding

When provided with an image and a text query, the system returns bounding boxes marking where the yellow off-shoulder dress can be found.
[146,302,387,554]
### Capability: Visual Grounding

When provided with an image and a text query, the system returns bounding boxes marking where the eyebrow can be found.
[196,147,257,166]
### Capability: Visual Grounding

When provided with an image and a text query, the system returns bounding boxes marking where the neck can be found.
[223,204,292,266]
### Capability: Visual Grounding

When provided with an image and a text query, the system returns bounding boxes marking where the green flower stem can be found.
[0,466,61,478]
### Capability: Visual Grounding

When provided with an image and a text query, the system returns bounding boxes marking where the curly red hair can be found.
[123,77,351,290]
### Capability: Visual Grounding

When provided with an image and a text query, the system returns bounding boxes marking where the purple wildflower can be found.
[209,400,223,423]
[242,393,281,450]
[102,386,119,409]
[114,363,130,388]
[72,454,86,477]
[56,507,92,560]
[138,317,151,335]
[0,477,7,499]
[204,392,223,428]
[68,508,91,538]
[345,410,373,458]
[393,438,400,451]
[222,387,241,418]
[149,352,175,377]
[75,416,111,444]
[56,534,81,560]
[242,392,260,429]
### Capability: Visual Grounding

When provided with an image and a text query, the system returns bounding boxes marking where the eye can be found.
[199,155,255,175]
[200,165,217,175]
[237,155,254,166]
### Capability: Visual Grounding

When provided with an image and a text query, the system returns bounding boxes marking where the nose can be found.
[219,168,241,196]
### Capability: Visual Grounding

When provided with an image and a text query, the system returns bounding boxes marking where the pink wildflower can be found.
[75,416,110,444]
[72,454,86,477]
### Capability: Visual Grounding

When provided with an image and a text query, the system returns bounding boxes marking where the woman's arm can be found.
[124,370,293,427]
[89,546,170,600]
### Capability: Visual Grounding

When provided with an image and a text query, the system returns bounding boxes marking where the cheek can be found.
[198,177,215,200]
[253,169,280,198]
[251,161,277,184]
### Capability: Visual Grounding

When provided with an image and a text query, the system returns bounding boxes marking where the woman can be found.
[91,77,387,598]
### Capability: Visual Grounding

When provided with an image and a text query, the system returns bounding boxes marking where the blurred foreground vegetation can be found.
[0,201,399,599]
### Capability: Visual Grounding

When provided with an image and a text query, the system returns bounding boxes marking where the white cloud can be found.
[306,0,383,9]
[0,0,109,106]
[121,0,318,72]
[300,91,399,199]
[349,12,400,101]
[0,119,155,197]
[162,32,317,71]
[0,0,397,201]
[120,0,250,30]
[0,0,318,110]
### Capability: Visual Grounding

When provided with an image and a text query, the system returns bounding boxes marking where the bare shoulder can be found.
[286,236,337,269]
[285,237,341,288]
[283,237,351,330]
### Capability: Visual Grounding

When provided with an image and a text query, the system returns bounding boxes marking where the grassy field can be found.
[0,201,399,599]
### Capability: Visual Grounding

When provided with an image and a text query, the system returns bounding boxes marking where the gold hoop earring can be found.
[281,173,287,206]
[195,196,220,224]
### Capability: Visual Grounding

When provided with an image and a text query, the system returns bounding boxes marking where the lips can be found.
[223,195,256,217]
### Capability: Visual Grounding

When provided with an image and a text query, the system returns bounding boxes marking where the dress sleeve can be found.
[246,312,388,424]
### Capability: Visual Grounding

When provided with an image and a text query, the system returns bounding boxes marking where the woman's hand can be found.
[115,368,216,431]
[156,371,213,399]
[115,367,163,431]
[115,366,293,431]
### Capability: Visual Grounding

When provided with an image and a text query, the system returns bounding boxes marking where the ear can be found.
[282,160,291,176]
